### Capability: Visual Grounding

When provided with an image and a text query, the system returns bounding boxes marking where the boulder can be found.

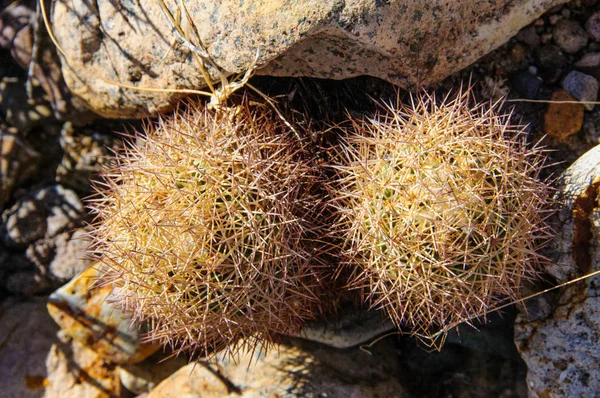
[50,0,567,118]
[147,338,409,397]
[515,144,600,398]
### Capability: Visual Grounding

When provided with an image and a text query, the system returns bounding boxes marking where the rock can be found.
[0,76,53,132]
[300,308,394,349]
[44,336,122,398]
[583,107,600,144]
[585,10,600,41]
[575,52,600,80]
[118,351,188,395]
[56,122,117,195]
[553,19,589,54]
[0,297,60,398]
[148,338,409,398]
[47,266,160,364]
[544,89,585,140]
[26,229,92,283]
[510,69,544,99]
[562,70,599,110]
[0,0,95,123]
[534,44,567,83]
[48,229,92,281]
[515,144,600,398]
[4,269,51,296]
[0,0,35,67]
[516,25,541,48]
[1,185,83,248]
[51,0,567,118]
[0,129,40,209]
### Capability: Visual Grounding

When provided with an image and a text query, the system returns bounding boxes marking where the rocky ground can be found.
[0,0,599,397]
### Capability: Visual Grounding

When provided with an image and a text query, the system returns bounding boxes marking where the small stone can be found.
[4,269,51,296]
[575,52,600,68]
[510,70,543,99]
[534,44,566,82]
[0,130,39,209]
[544,90,584,140]
[575,52,600,80]
[516,25,541,48]
[2,197,47,248]
[300,308,394,349]
[583,108,600,144]
[553,19,588,53]
[0,77,53,132]
[47,266,160,364]
[586,11,600,41]
[1,185,83,248]
[562,70,599,110]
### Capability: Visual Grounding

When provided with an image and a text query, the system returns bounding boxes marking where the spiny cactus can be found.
[89,99,327,357]
[326,89,553,340]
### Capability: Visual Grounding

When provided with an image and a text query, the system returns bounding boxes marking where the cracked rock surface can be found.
[515,144,600,398]
[51,0,565,118]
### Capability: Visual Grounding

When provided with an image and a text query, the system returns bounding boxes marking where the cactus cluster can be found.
[90,88,553,355]
[90,100,326,356]
[326,90,553,337]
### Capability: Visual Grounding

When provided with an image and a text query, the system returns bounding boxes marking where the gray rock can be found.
[56,122,116,195]
[516,25,541,48]
[1,185,84,248]
[4,269,51,296]
[51,0,567,118]
[0,77,53,132]
[2,195,47,248]
[562,70,599,110]
[0,129,40,210]
[585,10,600,41]
[534,44,567,83]
[553,19,589,54]
[511,70,544,99]
[575,52,600,68]
[48,229,92,281]
[0,297,60,398]
[147,338,409,398]
[583,107,600,144]
[515,144,600,398]
[300,308,394,349]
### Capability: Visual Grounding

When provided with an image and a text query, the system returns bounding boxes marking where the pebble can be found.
[516,25,541,48]
[534,44,567,82]
[1,185,83,248]
[0,130,39,209]
[585,10,600,41]
[511,70,544,99]
[562,70,599,110]
[544,89,585,140]
[553,19,589,54]
[583,108,600,144]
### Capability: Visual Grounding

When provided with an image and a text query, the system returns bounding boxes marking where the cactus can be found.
[89,99,326,357]
[326,89,553,339]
